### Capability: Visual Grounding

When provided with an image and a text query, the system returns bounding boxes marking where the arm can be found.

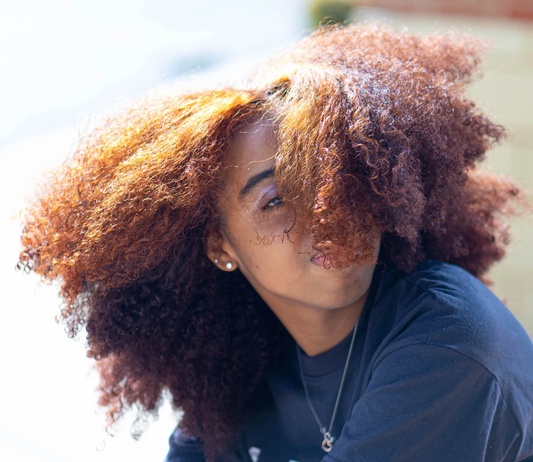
[165,427,251,462]
[165,428,206,462]
[324,344,521,462]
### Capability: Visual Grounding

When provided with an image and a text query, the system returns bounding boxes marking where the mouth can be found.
[310,253,326,266]
[310,252,356,269]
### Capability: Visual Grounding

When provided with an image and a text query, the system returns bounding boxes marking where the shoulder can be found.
[367,259,533,449]
[403,259,500,308]
[396,260,532,362]
[374,259,532,364]
[380,258,500,310]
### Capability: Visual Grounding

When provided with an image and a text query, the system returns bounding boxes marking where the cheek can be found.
[239,225,302,271]
[231,218,307,282]
[252,207,297,237]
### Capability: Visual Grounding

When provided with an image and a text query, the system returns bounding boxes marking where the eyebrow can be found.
[239,167,276,197]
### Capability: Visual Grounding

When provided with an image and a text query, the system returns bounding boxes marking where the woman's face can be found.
[209,120,379,316]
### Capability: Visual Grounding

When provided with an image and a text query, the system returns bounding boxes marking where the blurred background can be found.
[1,1,532,461]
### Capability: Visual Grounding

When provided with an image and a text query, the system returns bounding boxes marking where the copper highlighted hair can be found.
[19,24,524,460]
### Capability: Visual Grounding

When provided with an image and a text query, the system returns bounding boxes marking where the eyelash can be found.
[262,196,284,213]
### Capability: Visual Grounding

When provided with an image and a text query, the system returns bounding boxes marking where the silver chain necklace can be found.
[296,321,359,453]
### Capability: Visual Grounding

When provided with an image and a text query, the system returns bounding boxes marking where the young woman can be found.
[19,24,533,462]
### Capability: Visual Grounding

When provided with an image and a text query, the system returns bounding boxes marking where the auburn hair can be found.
[19,24,524,460]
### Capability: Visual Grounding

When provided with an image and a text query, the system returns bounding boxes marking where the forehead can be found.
[224,121,277,188]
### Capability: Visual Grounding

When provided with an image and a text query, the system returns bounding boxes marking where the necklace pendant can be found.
[321,432,334,453]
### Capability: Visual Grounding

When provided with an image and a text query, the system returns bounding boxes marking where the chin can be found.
[305,288,367,311]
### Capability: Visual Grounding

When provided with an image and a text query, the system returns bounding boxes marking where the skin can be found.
[207,120,380,357]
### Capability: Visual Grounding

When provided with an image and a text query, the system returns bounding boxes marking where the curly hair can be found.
[18,24,524,460]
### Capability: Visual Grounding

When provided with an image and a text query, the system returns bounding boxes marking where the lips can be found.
[310,253,326,265]
[310,252,355,268]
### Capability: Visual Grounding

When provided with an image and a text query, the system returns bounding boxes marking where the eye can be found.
[262,196,284,212]
[267,197,283,207]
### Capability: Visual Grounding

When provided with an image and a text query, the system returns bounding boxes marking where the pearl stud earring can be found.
[226,262,233,270]
[214,259,219,264]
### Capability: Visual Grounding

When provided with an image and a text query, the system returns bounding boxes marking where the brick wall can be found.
[358,0,533,21]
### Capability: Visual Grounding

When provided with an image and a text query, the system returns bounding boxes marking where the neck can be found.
[262,290,369,357]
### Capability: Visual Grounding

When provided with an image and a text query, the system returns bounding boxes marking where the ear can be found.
[205,222,238,272]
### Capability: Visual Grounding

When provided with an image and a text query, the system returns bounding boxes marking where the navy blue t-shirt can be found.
[165,260,533,461]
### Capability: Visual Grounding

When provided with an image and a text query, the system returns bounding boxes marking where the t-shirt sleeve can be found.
[165,427,250,462]
[165,428,206,462]
[324,343,521,462]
